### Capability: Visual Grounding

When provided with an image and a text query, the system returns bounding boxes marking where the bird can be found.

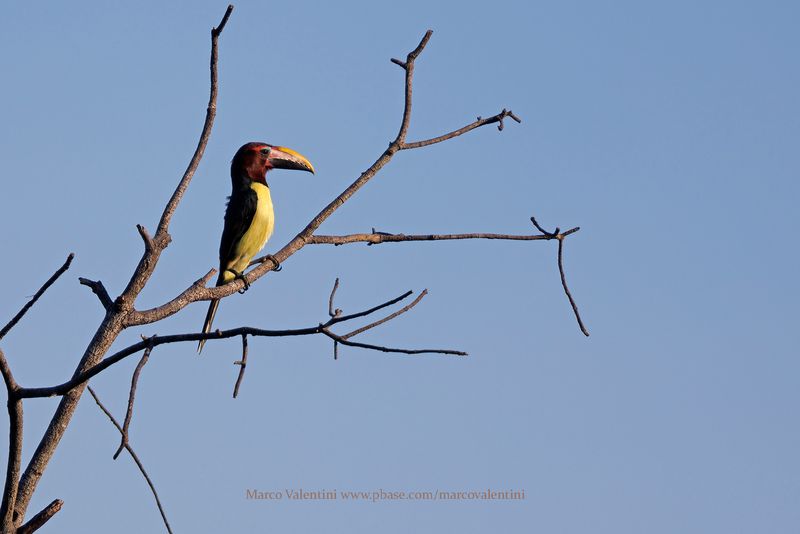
[198,141,315,353]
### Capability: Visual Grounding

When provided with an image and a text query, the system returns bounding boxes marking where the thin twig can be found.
[343,290,428,339]
[330,290,413,324]
[18,288,454,399]
[232,334,248,399]
[322,328,466,356]
[78,278,114,311]
[328,278,341,317]
[530,216,557,237]
[393,29,433,143]
[16,498,63,534]
[88,387,173,534]
[400,109,521,150]
[212,4,233,38]
[0,253,74,341]
[308,230,573,246]
[113,343,153,460]
[530,217,589,336]
[558,237,589,337]
[136,224,155,252]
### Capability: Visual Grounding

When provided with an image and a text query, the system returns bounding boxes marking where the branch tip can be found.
[113,346,152,460]
[409,29,433,60]
[328,278,341,317]
[88,388,173,534]
[342,288,428,340]
[0,253,75,340]
[530,216,589,336]
[136,224,154,250]
[79,278,114,311]
[17,498,63,534]
[232,334,249,398]
[213,4,234,36]
[557,238,590,337]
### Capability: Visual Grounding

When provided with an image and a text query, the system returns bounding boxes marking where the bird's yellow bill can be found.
[270,146,315,174]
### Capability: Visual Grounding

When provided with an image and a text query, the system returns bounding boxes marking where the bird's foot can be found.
[226,269,250,294]
[264,254,282,272]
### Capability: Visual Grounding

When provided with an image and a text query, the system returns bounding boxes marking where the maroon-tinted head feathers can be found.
[231,142,314,186]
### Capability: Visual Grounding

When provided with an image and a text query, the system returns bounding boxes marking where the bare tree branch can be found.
[232,334,248,398]
[400,109,521,150]
[0,253,74,341]
[88,387,172,534]
[304,228,575,246]
[342,290,428,340]
[330,290,413,324]
[0,350,22,532]
[392,29,433,143]
[12,6,235,520]
[328,278,342,317]
[530,217,589,336]
[18,286,460,400]
[4,11,585,530]
[126,28,521,327]
[557,234,589,337]
[113,344,153,460]
[118,4,233,307]
[78,278,114,311]
[136,224,155,253]
[308,218,589,336]
[16,499,63,534]
[321,328,466,356]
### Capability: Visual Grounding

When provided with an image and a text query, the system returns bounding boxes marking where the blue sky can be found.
[1,1,799,532]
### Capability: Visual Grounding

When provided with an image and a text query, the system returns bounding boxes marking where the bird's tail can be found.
[198,298,220,354]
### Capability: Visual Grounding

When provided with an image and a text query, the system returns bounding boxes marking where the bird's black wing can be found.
[218,187,258,277]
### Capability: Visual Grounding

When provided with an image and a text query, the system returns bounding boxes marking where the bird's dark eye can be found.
[260,147,271,156]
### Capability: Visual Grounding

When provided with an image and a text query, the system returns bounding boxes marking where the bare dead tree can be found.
[0,4,587,532]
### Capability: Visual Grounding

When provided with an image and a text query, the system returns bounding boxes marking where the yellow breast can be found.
[222,182,274,282]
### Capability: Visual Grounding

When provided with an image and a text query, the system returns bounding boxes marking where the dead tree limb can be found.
[16,286,463,400]
[303,227,578,246]
[16,499,63,534]
[78,278,114,312]
[12,5,234,521]
[124,28,522,327]
[530,217,589,336]
[232,334,249,398]
[2,6,588,530]
[113,343,153,460]
[0,253,74,341]
[301,219,588,335]
[88,387,172,534]
[0,350,22,532]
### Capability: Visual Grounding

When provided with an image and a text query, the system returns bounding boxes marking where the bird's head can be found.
[231,141,315,184]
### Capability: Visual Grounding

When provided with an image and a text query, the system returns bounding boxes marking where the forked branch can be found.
[12,5,235,521]
[300,216,589,336]
[88,387,172,534]
[530,217,589,336]
[3,8,590,531]
[0,350,22,532]
[126,27,522,326]
[17,284,464,400]
[113,343,153,460]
